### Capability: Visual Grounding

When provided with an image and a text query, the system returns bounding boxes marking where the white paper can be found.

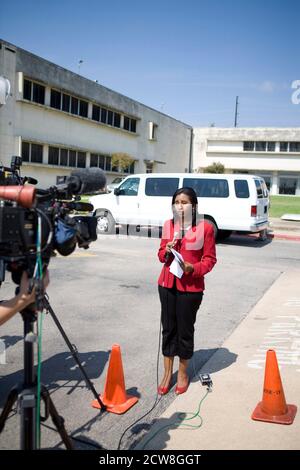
[169,248,184,278]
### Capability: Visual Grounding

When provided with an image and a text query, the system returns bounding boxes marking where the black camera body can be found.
[0,157,103,285]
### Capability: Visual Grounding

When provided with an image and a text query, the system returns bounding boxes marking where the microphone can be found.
[67,167,106,195]
[165,231,179,262]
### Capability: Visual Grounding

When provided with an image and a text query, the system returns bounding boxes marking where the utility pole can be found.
[234,96,239,127]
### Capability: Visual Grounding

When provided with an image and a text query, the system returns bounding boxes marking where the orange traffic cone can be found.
[91,344,138,414]
[251,349,297,424]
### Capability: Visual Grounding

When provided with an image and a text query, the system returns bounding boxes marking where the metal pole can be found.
[234,96,239,127]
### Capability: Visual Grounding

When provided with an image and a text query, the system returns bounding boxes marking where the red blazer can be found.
[158,219,217,292]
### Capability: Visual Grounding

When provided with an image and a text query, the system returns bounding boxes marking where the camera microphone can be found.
[68,168,106,195]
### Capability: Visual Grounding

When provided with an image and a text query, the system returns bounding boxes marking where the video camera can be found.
[0,156,106,290]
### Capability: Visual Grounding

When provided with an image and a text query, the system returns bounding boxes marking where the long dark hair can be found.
[172,187,198,228]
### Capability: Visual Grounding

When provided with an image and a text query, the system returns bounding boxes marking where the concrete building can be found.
[193,127,300,195]
[0,39,192,188]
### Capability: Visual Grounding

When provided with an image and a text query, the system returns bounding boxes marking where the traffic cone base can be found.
[251,349,297,425]
[91,344,139,415]
[252,402,297,425]
[92,394,138,415]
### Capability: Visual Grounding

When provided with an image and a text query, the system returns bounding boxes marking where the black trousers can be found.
[158,285,203,360]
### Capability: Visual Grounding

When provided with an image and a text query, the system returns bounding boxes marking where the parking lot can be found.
[1,232,299,450]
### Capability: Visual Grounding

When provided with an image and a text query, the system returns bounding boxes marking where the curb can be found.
[268,233,300,242]
[234,232,300,242]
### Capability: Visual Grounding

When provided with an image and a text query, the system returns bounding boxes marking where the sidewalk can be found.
[138,270,300,450]
[237,218,300,242]
[267,217,300,241]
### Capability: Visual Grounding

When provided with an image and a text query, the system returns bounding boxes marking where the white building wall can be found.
[0,40,192,188]
[193,127,300,195]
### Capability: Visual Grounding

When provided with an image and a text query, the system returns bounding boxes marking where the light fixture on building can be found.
[78,59,83,74]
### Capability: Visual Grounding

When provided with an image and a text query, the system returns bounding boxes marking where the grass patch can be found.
[269,195,300,218]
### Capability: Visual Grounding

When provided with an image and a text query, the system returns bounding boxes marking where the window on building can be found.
[123,116,130,131]
[183,178,229,198]
[149,122,158,140]
[71,96,79,115]
[21,141,43,163]
[48,146,59,165]
[267,142,276,152]
[50,89,61,109]
[107,110,113,126]
[90,153,98,167]
[105,156,112,171]
[123,116,136,133]
[21,141,30,162]
[130,119,136,133]
[280,142,288,152]
[112,158,119,172]
[79,100,88,118]
[243,141,254,151]
[234,180,250,198]
[145,162,154,173]
[101,108,107,124]
[23,79,32,100]
[32,83,45,105]
[62,93,70,112]
[23,79,45,104]
[99,155,105,169]
[90,154,109,170]
[92,105,100,121]
[255,142,267,151]
[77,152,86,168]
[30,143,43,163]
[114,112,121,128]
[69,150,76,167]
[279,177,297,195]
[289,142,300,152]
[129,161,135,174]
[60,148,68,166]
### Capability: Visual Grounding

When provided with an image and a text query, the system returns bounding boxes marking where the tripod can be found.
[0,295,105,450]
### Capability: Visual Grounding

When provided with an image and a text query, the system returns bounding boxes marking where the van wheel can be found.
[96,210,115,234]
[205,219,218,239]
[217,230,232,241]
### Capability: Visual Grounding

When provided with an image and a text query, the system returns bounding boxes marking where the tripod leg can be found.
[43,295,106,411]
[41,387,74,450]
[0,387,19,433]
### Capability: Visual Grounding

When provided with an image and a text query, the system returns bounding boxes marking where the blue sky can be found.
[1,0,299,127]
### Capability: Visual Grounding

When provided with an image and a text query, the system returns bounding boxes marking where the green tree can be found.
[111,153,134,172]
[203,162,225,174]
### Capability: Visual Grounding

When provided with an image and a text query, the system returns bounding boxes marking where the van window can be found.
[145,178,179,196]
[254,179,263,199]
[234,180,249,198]
[183,178,229,198]
[118,177,140,196]
[261,180,269,198]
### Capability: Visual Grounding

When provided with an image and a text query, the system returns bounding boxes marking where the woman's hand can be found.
[166,241,177,253]
[179,261,194,273]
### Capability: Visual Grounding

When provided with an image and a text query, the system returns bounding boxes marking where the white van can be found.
[89,173,269,239]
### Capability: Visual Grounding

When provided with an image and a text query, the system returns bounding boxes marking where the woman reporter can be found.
[157,187,217,395]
